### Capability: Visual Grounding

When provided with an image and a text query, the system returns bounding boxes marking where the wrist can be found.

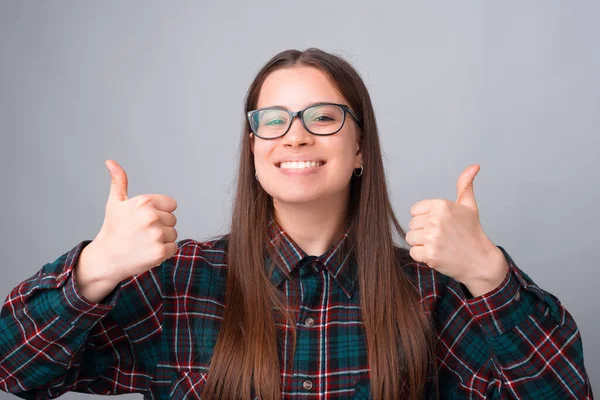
[77,241,121,287]
[463,245,510,298]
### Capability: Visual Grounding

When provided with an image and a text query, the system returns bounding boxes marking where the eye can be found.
[265,119,286,126]
[305,104,343,125]
[308,113,338,125]
[258,109,289,127]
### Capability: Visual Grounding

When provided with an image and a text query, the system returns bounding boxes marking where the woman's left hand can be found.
[406,164,510,297]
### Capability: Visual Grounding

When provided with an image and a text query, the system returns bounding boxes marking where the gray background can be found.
[0,1,598,397]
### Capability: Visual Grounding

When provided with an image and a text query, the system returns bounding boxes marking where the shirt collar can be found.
[266,218,357,299]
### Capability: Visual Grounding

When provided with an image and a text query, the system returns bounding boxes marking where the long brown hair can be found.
[202,48,437,400]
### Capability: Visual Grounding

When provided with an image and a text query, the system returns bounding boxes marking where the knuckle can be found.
[143,211,159,226]
[424,232,436,245]
[435,199,449,212]
[440,199,451,211]
[426,246,437,261]
[154,246,167,260]
[424,230,432,243]
[150,227,164,241]
[136,195,153,209]
[428,227,441,241]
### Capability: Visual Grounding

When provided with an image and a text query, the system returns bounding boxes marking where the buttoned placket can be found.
[294,255,326,394]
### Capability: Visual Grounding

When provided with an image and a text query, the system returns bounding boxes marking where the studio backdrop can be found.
[0,1,597,398]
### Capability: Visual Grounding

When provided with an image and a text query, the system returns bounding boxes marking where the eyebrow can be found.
[260,101,337,110]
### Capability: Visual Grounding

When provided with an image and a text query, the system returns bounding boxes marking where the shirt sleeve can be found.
[0,239,168,399]
[434,245,594,399]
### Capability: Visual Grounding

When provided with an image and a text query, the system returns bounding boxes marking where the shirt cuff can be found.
[461,245,557,336]
[39,240,122,330]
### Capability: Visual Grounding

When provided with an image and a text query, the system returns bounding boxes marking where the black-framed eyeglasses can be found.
[247,102,361,140]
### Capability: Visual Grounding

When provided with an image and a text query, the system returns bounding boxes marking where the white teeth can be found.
[278,161,324,169]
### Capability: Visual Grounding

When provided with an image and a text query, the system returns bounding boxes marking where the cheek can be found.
[253,143,274,170]
[334,139,359,167]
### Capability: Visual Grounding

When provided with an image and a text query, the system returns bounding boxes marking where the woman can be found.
[0,48,593,399]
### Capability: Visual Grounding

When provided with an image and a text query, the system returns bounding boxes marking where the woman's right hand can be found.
[84,159,179,286]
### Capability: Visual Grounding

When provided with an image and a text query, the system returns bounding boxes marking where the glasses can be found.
[247,102,361,140]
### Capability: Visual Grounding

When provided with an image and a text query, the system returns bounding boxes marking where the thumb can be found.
[456,164,480,210]
[106,159,128,202]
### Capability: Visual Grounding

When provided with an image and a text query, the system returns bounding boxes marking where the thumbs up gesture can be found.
[406,165,509,297]
[89,160,179,284]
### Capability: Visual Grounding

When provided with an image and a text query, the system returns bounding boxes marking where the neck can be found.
[272,191,349,256]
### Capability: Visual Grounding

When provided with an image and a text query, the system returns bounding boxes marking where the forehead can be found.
[256,66,347,110]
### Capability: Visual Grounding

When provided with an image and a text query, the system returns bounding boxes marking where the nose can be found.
[281,116,314,147]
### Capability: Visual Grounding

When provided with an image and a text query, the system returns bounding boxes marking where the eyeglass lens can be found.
[250,104,344,138]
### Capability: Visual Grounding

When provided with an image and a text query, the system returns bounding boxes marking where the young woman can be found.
[0,48,593,400]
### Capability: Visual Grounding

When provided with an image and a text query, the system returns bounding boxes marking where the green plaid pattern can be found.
[0,219,593,398]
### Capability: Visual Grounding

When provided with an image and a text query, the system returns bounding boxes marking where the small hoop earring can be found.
[255,172,259,181]
[354,165,363,177]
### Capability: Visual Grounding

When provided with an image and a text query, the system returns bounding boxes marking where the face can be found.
[250,66,363,207]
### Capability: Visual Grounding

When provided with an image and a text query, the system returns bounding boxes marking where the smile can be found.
[276,161,326,169]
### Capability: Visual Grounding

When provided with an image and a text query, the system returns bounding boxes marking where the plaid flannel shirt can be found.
[0,219,594,399]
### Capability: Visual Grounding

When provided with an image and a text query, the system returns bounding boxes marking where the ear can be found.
[249,133,254,153]
[354,138,363,168]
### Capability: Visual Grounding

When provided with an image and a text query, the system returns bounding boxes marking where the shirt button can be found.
[514,290,521,301]
[304,317,315,327]
[303,380,313,390]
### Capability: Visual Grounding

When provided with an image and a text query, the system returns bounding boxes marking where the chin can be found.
[270,191,323,205]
